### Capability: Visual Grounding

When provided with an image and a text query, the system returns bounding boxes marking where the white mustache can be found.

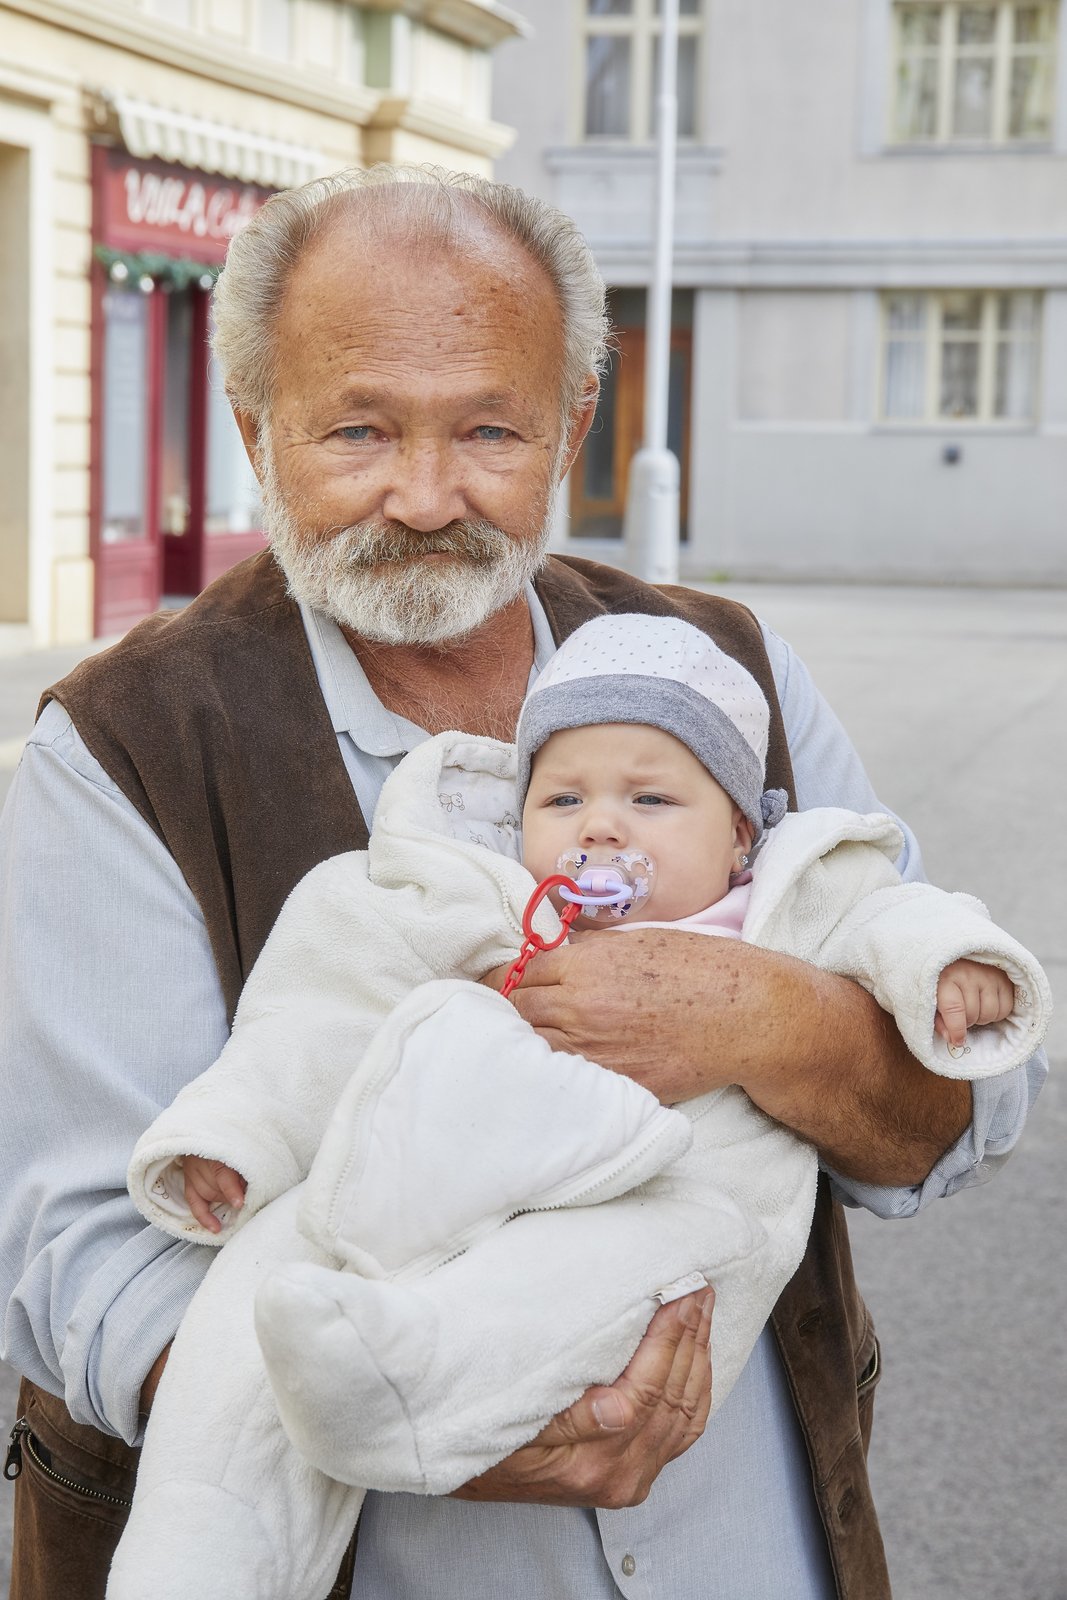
[330,520,509,567]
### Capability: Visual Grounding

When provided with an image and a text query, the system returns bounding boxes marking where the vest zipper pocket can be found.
[856,1339,880,1396]
[4,1417,28,1480]
[4,1414,132,1507]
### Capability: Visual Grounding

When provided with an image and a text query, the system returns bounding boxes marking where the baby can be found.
[111,615,1050,1600]
[182,639,1010,1230]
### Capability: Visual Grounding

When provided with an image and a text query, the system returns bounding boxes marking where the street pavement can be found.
[1,583,1064,1598]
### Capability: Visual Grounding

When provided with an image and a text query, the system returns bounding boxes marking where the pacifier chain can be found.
[500,875,582,1000]
[500,855,654,999]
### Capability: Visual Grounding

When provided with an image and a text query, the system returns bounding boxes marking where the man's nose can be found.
[381,442,467,532]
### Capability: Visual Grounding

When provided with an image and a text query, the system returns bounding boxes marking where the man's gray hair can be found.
[212,164,611,430]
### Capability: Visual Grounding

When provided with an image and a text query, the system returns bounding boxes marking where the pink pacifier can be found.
[555,849,656,921]
[499,853,657,998]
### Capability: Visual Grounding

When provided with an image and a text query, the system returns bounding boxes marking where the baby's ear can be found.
[734,810,755,854]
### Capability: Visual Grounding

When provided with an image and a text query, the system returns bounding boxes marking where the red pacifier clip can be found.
[500,875,582,999]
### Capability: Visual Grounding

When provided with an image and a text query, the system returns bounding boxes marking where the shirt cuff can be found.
[827,1047,1048,1219]
[66,1231,214,1444]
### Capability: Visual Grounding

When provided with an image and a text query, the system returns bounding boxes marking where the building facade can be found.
[493,0,1067,584]
[0,0,523,643]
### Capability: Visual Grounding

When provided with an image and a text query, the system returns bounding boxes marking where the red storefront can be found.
[90,147,274,635]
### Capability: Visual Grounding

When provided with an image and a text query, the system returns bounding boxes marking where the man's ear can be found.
[233,407,264,477]
[558,377,600,480]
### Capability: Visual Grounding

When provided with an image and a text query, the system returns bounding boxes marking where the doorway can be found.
[569,288,693,543]
[93,279,264,636]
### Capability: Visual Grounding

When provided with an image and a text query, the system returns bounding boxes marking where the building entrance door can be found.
[569,291,692,543]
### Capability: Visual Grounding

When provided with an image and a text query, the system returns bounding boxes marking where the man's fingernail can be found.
[592,1394,627,1430]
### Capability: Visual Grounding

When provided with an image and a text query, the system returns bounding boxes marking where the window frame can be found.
[877,288,1042,425]
[576,0,705,146]
[888,0,1060,145]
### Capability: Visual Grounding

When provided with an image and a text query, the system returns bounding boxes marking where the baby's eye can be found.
[549,795,581,808]
[634,794,670,806]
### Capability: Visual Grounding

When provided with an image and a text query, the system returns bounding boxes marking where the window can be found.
[257,0,292,61]
[581,0,702,142]
[881,291,1040,422]
[101,286,151,544]
[892,3,1058,142]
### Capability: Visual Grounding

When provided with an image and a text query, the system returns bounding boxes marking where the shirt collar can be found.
[300,582,558,760]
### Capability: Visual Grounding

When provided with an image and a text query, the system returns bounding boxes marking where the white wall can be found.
[707,0,1067,241]
[492,0,1067,583]
[491,0,570,197]
[685,287,1067,584]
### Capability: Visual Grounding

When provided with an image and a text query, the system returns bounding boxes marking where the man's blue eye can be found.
[475,426,510,442]
[338,426,374,442]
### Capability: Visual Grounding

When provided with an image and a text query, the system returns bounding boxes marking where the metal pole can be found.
[624,0,680,584]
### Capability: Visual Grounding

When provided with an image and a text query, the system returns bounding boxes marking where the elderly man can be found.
[0,168,1044,1600]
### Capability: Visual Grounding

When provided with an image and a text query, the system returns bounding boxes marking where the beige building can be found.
[0,0,524,644]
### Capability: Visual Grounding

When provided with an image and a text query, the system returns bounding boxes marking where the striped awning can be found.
[95,92,324,189]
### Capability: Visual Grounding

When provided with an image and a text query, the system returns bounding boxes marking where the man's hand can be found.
[452,1289,714,1508]
[483,928,743,1103]
[484,928,971,1186]
[139,1344,171,1416]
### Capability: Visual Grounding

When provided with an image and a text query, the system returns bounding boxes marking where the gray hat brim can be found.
[516,674,769,839]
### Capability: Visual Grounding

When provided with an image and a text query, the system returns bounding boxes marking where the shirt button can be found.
[621,1554,637,1577]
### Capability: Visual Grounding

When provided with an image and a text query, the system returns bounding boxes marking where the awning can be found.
[91,91,324,189]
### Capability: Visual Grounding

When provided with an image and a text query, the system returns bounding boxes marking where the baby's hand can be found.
[181,1157,247,1234]
[935,959,1015,1053]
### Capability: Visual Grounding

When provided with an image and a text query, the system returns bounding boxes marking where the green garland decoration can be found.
[94,245,221,291]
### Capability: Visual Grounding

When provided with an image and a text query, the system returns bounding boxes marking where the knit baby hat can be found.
[515,613,788,841]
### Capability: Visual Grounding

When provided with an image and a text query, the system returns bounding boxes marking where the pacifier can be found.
[555,849,656,921]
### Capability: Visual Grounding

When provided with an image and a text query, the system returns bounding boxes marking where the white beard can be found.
[260,453,555,647]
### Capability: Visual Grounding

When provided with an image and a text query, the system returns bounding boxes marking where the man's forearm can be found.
[735,952,972,1186]
[500,932,974,1189]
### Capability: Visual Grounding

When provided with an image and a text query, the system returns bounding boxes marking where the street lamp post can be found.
[623,0,680,584]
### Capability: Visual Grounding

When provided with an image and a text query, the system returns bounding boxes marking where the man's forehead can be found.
[274,209,566,408]
[297,200,547,300]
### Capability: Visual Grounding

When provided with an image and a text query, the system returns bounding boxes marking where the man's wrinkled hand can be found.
[483,928,765,1102]
[451,1289,713,1509]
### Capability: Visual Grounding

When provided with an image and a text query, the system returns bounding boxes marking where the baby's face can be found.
[522,723,753,925]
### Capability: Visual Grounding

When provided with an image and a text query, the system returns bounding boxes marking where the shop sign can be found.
[97,151,273,264]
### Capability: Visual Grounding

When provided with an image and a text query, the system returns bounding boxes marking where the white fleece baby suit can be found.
[109,729,1051,1600]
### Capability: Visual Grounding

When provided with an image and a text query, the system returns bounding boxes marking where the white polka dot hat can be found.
[515,612,788,840]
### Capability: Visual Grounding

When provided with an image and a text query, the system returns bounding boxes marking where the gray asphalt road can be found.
[1,584,1064,1598]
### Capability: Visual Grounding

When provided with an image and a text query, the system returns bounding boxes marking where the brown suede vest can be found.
[27,551,889,1599]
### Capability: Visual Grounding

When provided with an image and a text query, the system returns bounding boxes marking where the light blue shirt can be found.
[0,586,1045,1599]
